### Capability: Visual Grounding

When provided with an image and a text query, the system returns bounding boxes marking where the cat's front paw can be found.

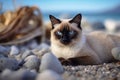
[112,47,120,60]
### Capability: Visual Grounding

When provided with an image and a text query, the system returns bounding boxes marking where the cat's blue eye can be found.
[69,30,74,35]
[57,31,62,36]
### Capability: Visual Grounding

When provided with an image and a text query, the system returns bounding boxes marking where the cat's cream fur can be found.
[50,14,120,65]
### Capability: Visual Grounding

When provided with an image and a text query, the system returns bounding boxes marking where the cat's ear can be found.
[69,14,82,29]
[49,15,61,29]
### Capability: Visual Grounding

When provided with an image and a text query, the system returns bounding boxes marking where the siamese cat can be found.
[49,13,120,65]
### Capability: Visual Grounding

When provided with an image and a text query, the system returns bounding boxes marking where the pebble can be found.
[1,69,12,77]
[26,40,38,49]
[14,69,37,80]
[32,48,50,59]
[0,54,5,58]
[0,58,19,71]
[62,72,71,80]
[36,70,63,80]
[10,46,19,56]
[19,46,29,52]
[0,46,9,57]
[1,69,37,80]
[1,69,13,80]
[14,53,23,61]
[40,53,64,74]
[67,75,77,80]
[30,69,37,74]
[23,55,40,71]
[112,47,120,60]
[36,43,50,50]
[21,50,34,59]
[32,43,50,58]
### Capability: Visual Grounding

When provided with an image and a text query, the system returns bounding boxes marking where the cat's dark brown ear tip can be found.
[78,13,82,16]
[49,15,61,23]
[76,13,82,19]
[49,15,54,19]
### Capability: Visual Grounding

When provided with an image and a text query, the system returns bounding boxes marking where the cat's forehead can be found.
[53,20,80,32]
[54,22,70,30]
[54,19,69,27]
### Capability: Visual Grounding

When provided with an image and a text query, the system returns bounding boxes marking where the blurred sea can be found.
[42,11,120,23]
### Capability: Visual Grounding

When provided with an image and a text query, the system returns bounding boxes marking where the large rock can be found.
[0,46,10,57]
[36,70,63,80]
[23,55,40,71]
[0,58,19,71]
[40,53,64,74]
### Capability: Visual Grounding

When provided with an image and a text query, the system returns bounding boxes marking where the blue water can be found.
[42,11,120,23]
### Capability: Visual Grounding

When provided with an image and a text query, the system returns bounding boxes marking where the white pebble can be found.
[10,46,19,56]
[24,55,40,70]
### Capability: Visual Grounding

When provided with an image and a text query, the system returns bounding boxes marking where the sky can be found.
[0,0,120,12]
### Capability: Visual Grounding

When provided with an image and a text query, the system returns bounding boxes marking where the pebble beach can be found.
[0,39,120,80]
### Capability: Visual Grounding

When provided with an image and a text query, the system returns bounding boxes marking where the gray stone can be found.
[1,69,13,80]
[0,58,19,71]
[32,48,50,59]
[21,50,34,59]
[40,53,64,74]
[14,53,23,61]
[1,69,12,77]
[26,40,38,49]
[32,43,50,59]
[37,43,50,50]
[36,70,63,80]
[23,55,40,71]
[19,46,29,52]
[1,69,37,80]
[0,54,5,58]
[112,47,120,60]
[30,69,37,74]
[0,46,9,57]
[10,46,19,56]
[13,69,37,80]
